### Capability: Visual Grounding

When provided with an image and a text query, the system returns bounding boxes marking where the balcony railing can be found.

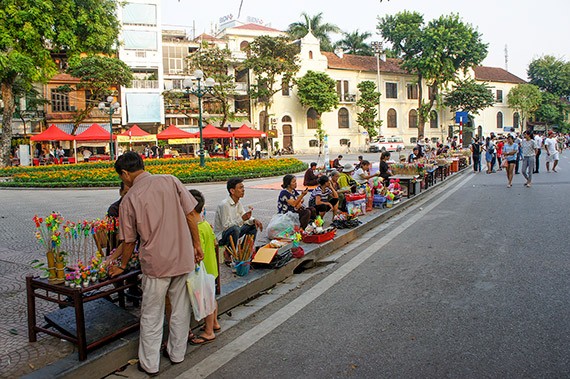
[129,80,159,89]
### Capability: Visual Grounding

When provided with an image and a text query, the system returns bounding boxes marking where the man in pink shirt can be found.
[112,151,203,376]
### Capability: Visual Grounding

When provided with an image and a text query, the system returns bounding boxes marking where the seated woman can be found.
[408,147,421,163]
[277,174,313,229]
[329,170,349,212]
[353,160,379,185]
[303,162,321,186]
[308,175,339,218]
[379,151,393,185]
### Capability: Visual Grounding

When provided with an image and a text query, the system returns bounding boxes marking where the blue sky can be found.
[162,0,570,80]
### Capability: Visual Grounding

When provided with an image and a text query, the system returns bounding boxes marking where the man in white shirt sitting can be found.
[214,177,263,263]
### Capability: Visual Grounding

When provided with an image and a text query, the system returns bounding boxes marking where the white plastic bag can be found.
[266,212,300,239]
[186,262,216,321]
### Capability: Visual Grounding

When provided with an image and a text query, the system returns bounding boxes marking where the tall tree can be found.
[187,45,236,129]
[65,55,133,135]
[356,80,381,139]
[296,70,339,151]
[444,78,495,115]
[528,55,570,97]
[0,0,120,167]
[507,83,542,129]
[287,12,341,52]
[535,92,569,131]
[378,12,488,137]
[334,30,373,56]
[244,36,300,132]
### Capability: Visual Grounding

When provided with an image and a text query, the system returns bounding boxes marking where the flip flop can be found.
[200,326,221,332]
[189,335,216,345]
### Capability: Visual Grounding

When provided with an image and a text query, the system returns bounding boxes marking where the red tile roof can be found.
[473,66,526,84]
[322,52,409,75]
[194,33,224,43]
[232,23,282,32]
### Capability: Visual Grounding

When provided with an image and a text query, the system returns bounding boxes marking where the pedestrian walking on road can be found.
[112,151,204,376]
[544,131,559,172]
[484,137,495,174]
[520,130,538,187]
[470,137,482,172]
[502,135,518,188]
[533,132,543,173]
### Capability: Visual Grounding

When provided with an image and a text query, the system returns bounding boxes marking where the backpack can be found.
[471,142,481,154]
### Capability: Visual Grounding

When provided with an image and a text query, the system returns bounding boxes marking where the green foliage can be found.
[187,46,236,128]
[244,36,300,129]
[535,92,568,128]
[528,55,570,97]
[296,71,339,115]
[356,81,381,139]
[334,30,373,56]
[378,11,488,136]
[66,55,132,133]
[507,83,542,128]
[287,12,341,52]
[444,78,495,115]
[0,0,121,167]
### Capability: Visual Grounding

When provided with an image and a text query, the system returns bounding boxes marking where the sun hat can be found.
[342,163,355,173]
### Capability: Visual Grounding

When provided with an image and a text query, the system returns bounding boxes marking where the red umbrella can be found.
[119,124,152,137]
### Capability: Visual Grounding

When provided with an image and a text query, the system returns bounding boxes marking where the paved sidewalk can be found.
[0,152,417,378]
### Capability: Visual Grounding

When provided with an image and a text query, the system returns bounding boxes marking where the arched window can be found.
[338,107,349,128]
[409,109,418,128]
[307,108,318,129]
[430,110,438,129]
[387,108,397,128]
[282,115,292,123]
[497,112,503,129]
[513,112,520,128]
[309,51,313,59]
[240,41,249,51]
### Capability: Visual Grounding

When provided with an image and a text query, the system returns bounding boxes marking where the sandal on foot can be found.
[189,335,216,345]
[200,326,221,332]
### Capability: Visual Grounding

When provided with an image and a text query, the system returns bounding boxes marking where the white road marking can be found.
[176,174,474,379]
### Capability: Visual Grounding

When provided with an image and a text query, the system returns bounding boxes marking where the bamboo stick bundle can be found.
[228,235,255,262]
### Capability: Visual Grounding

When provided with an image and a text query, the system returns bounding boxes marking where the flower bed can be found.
[0,158,307,187]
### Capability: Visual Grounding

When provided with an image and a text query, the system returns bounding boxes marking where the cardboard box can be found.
[252,241,293,264]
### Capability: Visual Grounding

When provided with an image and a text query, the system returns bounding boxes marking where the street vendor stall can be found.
[75,123,117,162]
[231,124,267,160]
[157,124,198,157]
[30,125,76,165]
[116,124,157,153]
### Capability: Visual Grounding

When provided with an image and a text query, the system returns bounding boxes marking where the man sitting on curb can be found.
[214,177,263,264]
[303,162,321,186]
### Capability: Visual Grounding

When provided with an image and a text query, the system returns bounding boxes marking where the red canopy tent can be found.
[201,124,232,139]
[75,123,116,141]
[30,124,75,141]
[119,124,151,138]
[231,124,266,138]
[156,124,197,140]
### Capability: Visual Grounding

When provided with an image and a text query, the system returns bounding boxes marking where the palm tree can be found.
[334,30,373,56]
[287,12,341,52]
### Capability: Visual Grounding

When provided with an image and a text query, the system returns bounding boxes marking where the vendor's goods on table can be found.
[31,213,138,287]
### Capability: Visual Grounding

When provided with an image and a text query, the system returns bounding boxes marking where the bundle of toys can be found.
[302,216,336,243]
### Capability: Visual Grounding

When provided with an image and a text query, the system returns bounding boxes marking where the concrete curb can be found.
[24,167,470,379]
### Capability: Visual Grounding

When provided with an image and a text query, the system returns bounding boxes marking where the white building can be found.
[117,0,164,133]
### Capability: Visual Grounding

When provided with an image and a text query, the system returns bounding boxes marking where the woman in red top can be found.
[496,138,505,171]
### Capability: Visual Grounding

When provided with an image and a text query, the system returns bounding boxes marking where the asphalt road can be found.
[174,156,570,378]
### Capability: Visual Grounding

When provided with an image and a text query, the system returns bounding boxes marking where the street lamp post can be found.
[183,70,215,167]
[98,96,120,160]
[372,41,383,136]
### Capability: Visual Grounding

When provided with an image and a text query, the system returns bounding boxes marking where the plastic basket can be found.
[234,260,251,276]
[302,229,336,243]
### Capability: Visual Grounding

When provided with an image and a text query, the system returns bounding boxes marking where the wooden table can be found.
[391,175,419,198]
[27,269,141,361]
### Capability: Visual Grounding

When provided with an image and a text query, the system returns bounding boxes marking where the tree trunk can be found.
[417,74,425,138]
[1,80,16,168]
